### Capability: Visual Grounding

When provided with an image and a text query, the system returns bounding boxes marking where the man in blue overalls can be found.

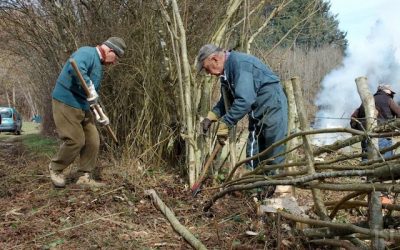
[197,44,288,197]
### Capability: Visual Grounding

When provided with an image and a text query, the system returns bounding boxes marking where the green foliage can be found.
[259,0,347,51]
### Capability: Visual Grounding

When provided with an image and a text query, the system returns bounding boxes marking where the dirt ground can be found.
[0,130,313,250]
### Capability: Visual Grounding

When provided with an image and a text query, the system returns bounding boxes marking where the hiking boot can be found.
[48,164,66,188]
[76,173,106,188]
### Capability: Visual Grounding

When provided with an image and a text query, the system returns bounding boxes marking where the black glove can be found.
[217,135,227,145]
[200,118,212,134]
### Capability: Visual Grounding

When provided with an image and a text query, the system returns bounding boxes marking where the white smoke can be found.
[313,1,400,145]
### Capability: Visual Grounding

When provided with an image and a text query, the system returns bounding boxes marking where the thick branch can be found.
[278,210,400,240]
[309,239,358,250]
[302,183,400,192]
[207,162,400,211]
[329,191,366,219]
[145,189,207,250]
[205,169,375,211]
[326,200,400,212]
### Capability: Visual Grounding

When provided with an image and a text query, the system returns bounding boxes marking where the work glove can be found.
[200,111,218,134]
[92,105,110,126]
[98,115,110,126]
[86,81,99,105]
[216,121,229,145]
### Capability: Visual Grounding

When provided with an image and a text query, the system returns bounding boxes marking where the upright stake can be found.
[291,77,329,221]
[355,76,384,250]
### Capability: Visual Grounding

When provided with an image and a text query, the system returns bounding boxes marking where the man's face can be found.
[202,54,224,76]
[103,46,118,65]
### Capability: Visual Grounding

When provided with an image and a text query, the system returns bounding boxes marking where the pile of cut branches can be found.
[204,77,400,249]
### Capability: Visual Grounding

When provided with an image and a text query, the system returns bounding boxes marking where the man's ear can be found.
[212,53,223,62]
[209,54,217,62]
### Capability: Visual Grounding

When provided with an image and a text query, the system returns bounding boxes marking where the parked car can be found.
[0,107,22,135]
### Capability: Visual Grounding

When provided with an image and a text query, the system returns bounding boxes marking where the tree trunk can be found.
[169,0,200,186]
[211,0,244,46]
[5,90,10,108]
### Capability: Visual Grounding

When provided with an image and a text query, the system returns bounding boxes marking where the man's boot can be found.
[48,164,66,188]
[76,173,106,187]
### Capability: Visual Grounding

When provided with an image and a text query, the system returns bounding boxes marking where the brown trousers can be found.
[50,99,100,173]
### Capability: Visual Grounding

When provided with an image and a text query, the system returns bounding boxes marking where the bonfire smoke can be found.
[313,4,400,145]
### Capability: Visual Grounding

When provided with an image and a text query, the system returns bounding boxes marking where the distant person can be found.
[196,44,288,196]
[350,84,400,160]
[31,114,41,123]
[49,37,126,188]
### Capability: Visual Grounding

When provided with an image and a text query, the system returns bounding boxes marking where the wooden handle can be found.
[201,142,223,176]
[191,142,223,195]
[69,58,91,97]
[69,58,119,144]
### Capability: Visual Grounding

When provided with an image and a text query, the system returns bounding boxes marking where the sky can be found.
[313,0,400,144]
[329,0,398,48]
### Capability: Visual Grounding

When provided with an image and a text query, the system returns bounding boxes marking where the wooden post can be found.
[279,79,299,196]
[355,76,384,250]
[291,77,329,221]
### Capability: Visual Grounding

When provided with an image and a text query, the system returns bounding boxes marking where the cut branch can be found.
[309,239,358,250]
[278,210,400,240]
[145,189,207,250]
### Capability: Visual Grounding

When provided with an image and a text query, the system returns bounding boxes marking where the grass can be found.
[21,133,58,157]
[0,121,58,157]
[21,122,58,157]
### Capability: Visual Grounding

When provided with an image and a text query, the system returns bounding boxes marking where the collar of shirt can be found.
[96,47,103,61]
[219,51,230,80]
